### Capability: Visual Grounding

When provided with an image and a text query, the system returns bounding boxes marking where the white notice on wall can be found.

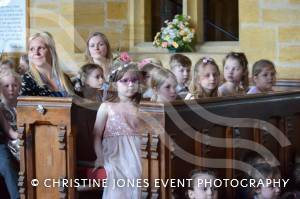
[0,0,26,53]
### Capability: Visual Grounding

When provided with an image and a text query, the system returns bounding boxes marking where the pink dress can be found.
[102,102,142,199]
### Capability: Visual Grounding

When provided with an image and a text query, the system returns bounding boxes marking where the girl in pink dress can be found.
[94,63,143,199]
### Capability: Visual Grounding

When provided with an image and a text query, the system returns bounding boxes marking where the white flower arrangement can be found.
[153,14,195,52]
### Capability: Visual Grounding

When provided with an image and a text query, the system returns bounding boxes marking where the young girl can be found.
[0,70,21,160]
[186,169,218,199]
[218,52,249,96]
[247,60,276,94]
[93,63,143,198]
[140,63,161,99]
[79,63,108,102]
[185,57,220,100]
[85,32,113,80]
[150,67,178,103]
[250,163,281,199]
[0,69,20,199]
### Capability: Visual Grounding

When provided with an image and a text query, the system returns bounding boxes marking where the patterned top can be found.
[0,103,17,131]
[0,102,16,143]
[21,72,68,97]
[103,102,141,138]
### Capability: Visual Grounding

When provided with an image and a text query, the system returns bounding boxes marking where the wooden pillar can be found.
[183,0,203,43]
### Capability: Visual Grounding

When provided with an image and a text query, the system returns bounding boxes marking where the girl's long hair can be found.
[223,52,249,90]
[189,57,220,98]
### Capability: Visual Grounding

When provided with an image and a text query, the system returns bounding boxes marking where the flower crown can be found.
[111,63,129,75]
[108,63,130,82]
[202,57,215,64]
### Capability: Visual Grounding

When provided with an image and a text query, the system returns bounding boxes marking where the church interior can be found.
[1,0,300,199]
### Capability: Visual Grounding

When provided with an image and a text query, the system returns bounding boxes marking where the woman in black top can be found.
[21,31,73,97]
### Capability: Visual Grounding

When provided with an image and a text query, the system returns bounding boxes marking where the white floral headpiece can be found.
[202,57,215,64]
[109,63,131,82]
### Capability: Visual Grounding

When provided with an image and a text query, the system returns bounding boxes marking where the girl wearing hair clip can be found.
[185,57,220,99]
[218,52,249,96]
[93,62,144,198]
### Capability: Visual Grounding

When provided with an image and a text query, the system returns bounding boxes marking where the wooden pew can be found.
[162,91,300,198]
[16,97,166,199]
[17,91,300,198]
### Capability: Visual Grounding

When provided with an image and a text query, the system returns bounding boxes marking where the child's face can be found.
[117,71,139,100]
[254,66,276,92]
[156,76,177,102]
[29,37,51,67]
[0,75,20,101]
[188,174,218,199]
[198,64,219,93]
[88,36,108,60]
[85,68,104,88]
[223,58,244,84]
[172,64,190,85]
[256,181,280,199]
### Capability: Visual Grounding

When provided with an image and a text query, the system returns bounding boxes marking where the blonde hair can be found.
[150,68,177,102]
[0,69,21,86]
[0,58,16,72]
[189,57,220,98]
[223,52,249,90]
[28,32,73,94]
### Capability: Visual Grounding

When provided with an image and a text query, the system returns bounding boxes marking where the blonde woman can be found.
[21,31,73,96]
[85,32,113,80]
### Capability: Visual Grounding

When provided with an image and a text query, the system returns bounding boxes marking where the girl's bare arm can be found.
[93,102,108,168]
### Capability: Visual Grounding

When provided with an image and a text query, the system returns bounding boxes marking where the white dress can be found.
[101,103,142,199]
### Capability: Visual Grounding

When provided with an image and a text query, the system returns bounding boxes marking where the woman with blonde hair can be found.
[85,32,113,80]
[21,31,73,96]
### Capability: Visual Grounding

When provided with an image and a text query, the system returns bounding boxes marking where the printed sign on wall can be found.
[0,0,26,53]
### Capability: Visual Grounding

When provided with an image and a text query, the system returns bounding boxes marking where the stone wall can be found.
[27,0,300,78]
[240,0,300,78]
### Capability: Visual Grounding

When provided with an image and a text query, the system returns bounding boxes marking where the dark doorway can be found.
[150,0,183,41]
[204,0,239,41]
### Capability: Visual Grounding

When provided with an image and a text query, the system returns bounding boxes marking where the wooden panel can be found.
[17,91,300,199]
[17,97,73,199]
[35,125,66,199]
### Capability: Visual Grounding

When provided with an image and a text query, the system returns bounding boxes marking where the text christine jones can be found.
[31,178,290,189]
